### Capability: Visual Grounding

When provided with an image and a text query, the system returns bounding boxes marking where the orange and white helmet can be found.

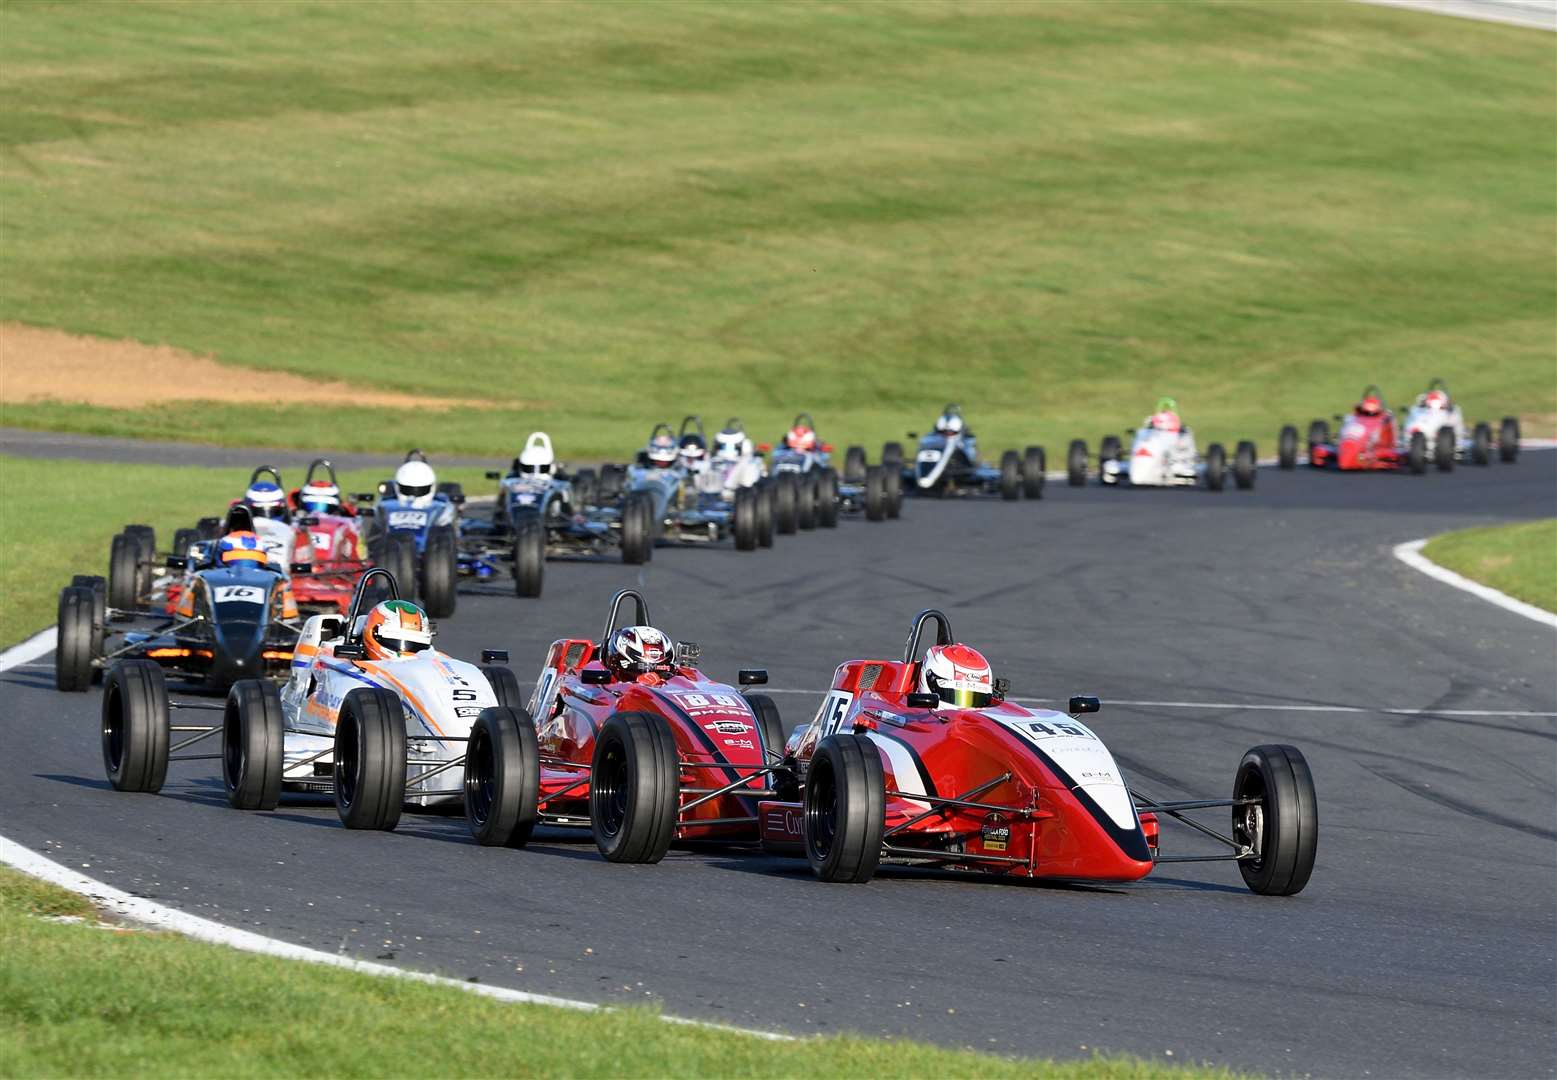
[603,625,675,679]
[918,643,994,709]
[362,599,433,660]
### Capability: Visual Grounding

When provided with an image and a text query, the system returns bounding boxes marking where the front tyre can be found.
[334,687,407,831]
[1022,446,1045,499]
[1278,425,1298,470]
[223,679,284,811]
[464,706,540,848]
[863,466,887,521]
[56,585,98,692]
[1066,439,1088,487]
[817,468,840,527]
[1434,426,1455,472]
[998,450,1021,500]
[1233,744,1318,896]
[755,482,775,548]
[1471,422,1492,466]
[102,660,169,793]
[422,526,458,617]
[1499,416,1520,462]
[512,511,544,597]
[804,734,885,883]
[590,711,679,864]
[733,487,758,551]
[1408,431,1427,474]
[774,474,800,535]
[1234,440,1257,490]
[1204,443,1227,491]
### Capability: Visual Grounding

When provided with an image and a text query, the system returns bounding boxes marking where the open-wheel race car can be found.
[892,404,1044,501]
[755,609,1317,894]
[764,413,902,527]
[1279,381,1521,472]
[363,450,463,617]
[97,568,521,832]
[456,588,789,858]
[1067,399,1254,491]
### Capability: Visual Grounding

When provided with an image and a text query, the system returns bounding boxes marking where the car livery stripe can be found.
[358,662,449,739]
[291,642,319,670]
[651,691,760,817]
[863,730,935,811]
[322,660,446,739]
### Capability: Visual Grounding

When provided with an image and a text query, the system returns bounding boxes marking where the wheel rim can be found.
[465,726,494,826]
[336,715,360,808]
[806,760,838,860]
[596,743,628,839]
[1233,770,1266,869]
[223,708,244,794]
[103,684,125,775]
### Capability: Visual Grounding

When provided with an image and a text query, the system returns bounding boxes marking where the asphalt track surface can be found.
[4,456,1554,1077]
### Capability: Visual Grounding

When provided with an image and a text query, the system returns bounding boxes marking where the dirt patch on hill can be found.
[0,323,490,411]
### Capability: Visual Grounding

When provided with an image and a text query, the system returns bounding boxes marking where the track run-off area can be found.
[2,456,1553,1077]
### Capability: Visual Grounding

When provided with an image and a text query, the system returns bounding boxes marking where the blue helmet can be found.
[244,481,288,520]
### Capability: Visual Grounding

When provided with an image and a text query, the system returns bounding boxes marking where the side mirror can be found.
[481,649,509,665]
[165,555,187,570]
[907,431,919,439]
[738,668,768,686]
[485,470,502,481]
[353,493,375,504]
[992,677,1010,703]
[907,692,939,709]
[677,641,701,665]
[290,563,313,575]
[756,442,772,453]
[449,493,466,506]
[334,642,365,660]
[820,443,834,453]
[581,668,613,685]
[1068,695,1101,717]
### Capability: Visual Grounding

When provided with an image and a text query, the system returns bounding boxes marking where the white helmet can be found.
[243,481,289,520]
[394,460,437,508]
[715,424,745,462]
[518,432,555,478]
[918,643,994,709]
[935,411,964,436]
[603,625,675,679]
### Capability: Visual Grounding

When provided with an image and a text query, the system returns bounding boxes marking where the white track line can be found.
[1356,0,1557,31]
[1394,539,1557,630]
[0,835,787,1040]
[0,627,54,673]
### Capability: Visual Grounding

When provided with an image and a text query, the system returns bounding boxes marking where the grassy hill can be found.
[1,0,1552,459]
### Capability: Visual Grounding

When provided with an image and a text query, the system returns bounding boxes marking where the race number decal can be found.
[388,510,428,528]
[212,585,264,604]
[817,691,853,737]
[309,531,333,553]
[668,690,745,715]
[1014,719,1098,741]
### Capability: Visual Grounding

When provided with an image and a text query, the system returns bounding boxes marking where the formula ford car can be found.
[455,588,790,857]
[97,568,522,831]
[1293,386,1434,474]
[754,609,1318,894]
[764,413,901,526]
[1067,399,1255,491]
[892,404,1045,501]
[364,450,462,617]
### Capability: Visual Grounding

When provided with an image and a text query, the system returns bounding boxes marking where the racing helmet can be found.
[786,424,817,451]
[918,643,994,709]
[244,481,289,520]
[394,460,437,508]
[362,599,433,660]
[679,433,708,468]
[603,625,675,679]
[1358,392,1383,417]
[646,432,679,469]
[217,531,268,566]
[1423,388,1450,410]
[714,425,745,461]
[935,411,964,436]
[299,480,342,515]
[518,432,555,477]
[1151,397,1181,433]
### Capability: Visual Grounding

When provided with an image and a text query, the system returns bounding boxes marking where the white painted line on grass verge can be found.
[1394,539,1557,630]
[0,835,788,1040]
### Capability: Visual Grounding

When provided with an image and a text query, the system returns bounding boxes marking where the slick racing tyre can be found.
[108,531,140,610]
[1307,419,1330,458]
[481,665,524,711]
[223,679,284,811]
[804,734,884,884]
[796,472,819,530]
[124,525,156,601]
[334,687,407,831]
[1434,426,1455,472]
[620,492,653,565]
[172,527,201,560]
[881,441,903,472]
[384,534,418,601]
[56,585,98,692]
[1471,422,1492,466]
[1232,744,1318,896]
[1234,441,1257,490]
[843,446,867,485]
[196,516,224,541]
[591,711,679,864]
[464,706,541,848]
[1499,416,1520,462]
[1204,443,1227,491]
[733,487,759,551]
[745,692,796,800]
[817,468,840,527]
[884,467,902,518]
[102,660,169,794]
[1408,431,1427,474]
[774,474,800,535]
[1278,426,1299,470]
[512,511,545,598]
[1022,446,1045,499]
[999,450,1021,501]
[864,466,887,521]
[422,526,459,616]
[69,574,107,673]
[755,482,775,548]
[1066,439,1088,487]
[1099,435,1122,466]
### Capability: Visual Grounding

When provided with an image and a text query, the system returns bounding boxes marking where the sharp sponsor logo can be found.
[707,720,750,735]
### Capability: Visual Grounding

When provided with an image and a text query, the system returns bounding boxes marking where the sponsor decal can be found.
[981,813,1011,852]
[707,720,749,735]
[668,689,748,716]
[388,510,428,528]
[723,737,755,751]
[213,585,265,604]
[455,706,485,719]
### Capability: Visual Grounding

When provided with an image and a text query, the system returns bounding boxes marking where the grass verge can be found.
[1,1,1552,458]
[0,455,499,647]
[0,866,1233,1078]
[1421,519,1557,613]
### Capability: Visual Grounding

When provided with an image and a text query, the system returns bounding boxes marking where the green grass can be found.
[1,1,1552,460]
[0,455,499,646]
[1422,518,1557,612]
[0,867,1235,1078]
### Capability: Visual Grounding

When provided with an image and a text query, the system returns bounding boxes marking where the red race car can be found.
[459,588,788,858]
[286,459,375,614]
[754,609,1317,894]
[1296,385,1428,473]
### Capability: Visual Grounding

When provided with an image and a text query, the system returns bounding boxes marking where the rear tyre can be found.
[1278,425,1298,470]
[884,468,902,518]
[1205,443,1227,491]
[1499,417,1520,462]
[464,706,541,848]
[1234,440,1257,490]
[1022,446,1045,499]
[864,466,887,521]
[56,586,98,692]
[333,687,407,831]
[796,472,818,530]
[590,711,679,864]
[755,483,775,548]
[1099,435,1122,464]
[481,665,523,711]
[1434,426,1455,472]
[1233,744,1318,897]
[512,511,544,597]
[774,474,800,535]
[1066,439,1088,487]
[101,660,169,793]
[745,692,785,766]
[1408,431,1427,474]
[998,450,1021,500]
[733,487,758,551]
[1471,422,1492,466]
[172,527,200,559]
[817,468,840,527]
[223,679,284,811]
[421,526,458,616]
[620,493,651,565]
[108,532,139,610]
[124,525,156,601]
[70,574,107,674]
[843,446,867,485]
[804,734,884,883]
[881,441,903,472]
[1307,419,1330,459]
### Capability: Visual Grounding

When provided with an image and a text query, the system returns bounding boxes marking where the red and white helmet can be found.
[603,625,675,678]
[646,432,679,469]
[1423,389,1449,410]
[787,425,817,451]
[918,643,994,709]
